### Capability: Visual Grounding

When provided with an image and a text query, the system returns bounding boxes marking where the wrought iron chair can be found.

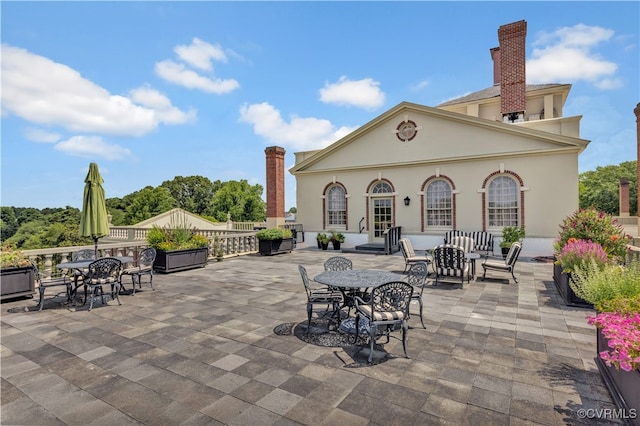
[468,231,495,256]
[82,258,122,311]
[31,261,72,311]
[323,256,353,272]
[405,262,430,328]
[353,281,413,363]
[481,242,522,284]
[69,249,96,296]
[121,248,156,295]
[443,230,466,245]
[432,244,470,286]
[298,265,343,333]
[399,238,432,273]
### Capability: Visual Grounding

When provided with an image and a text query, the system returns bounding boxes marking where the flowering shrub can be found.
[554,208,629,262]
[571,261,640,309]
[0,244,32,269]
[146,213,210,252]
[588,312,640,372]
[555,239,608,273]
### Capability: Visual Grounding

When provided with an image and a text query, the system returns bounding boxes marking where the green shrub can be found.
[570,260,640,309]
[0,244,31,268]
[146,213,210,251]
[499,226,525,248]
[256,228,292,241]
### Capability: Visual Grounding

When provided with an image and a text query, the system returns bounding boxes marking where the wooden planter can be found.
[552,263,593,308]
[258,238,294,256]
[153,248,208,273]
[1,266,35,300]
[596,328,640,425]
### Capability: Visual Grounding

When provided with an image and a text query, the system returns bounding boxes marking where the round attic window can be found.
[396,120,418,142]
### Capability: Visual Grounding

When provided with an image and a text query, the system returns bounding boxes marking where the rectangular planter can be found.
[596,328,640,425]
[153,248,208,273]
[1,266,35,300]
[552,263,593,309]
[258,238,294,256]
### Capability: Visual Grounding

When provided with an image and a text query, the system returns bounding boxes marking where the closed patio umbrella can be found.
[79,162,110,258]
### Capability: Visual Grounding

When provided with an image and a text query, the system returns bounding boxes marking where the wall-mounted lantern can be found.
[404,196,411,206]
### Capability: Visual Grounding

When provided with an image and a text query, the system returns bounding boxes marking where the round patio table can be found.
[314,269,403,333]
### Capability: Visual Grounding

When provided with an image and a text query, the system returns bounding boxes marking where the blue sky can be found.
[1,1,638,211]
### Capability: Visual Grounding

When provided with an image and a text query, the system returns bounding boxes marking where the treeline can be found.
[1,176,266,249]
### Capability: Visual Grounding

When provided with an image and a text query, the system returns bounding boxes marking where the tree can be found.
[579,161,637,216]
[209,180,266,222]
[160,176,220,216]
[125,186,176,224]
[288,207,297,214]
[1,207,19,240]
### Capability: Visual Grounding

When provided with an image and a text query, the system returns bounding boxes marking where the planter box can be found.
[596,328,640,425]
[552,263,593,309]
[258,238,294,256]
[153,248,208,273]
[1,266,35,300]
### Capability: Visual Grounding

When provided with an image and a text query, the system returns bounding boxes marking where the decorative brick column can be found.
[498,20,527,121]
[619,178,630,217]
[265,146,286,229]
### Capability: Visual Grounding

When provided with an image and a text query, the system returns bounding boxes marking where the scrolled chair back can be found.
[73,249,96,261]
[87,258,122,280]
[139,248,157,266]
[406,261,429,288]
[369,281,413,315]
[323,256,353,271]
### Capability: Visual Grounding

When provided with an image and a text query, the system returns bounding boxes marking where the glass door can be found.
[370,197,393,243]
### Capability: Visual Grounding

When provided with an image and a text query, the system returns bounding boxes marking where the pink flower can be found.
[589,312,640,372]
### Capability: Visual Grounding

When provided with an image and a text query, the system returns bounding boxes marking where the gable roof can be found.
[290,101,589,174]
[437,84,570,107]
[132,208,223,230]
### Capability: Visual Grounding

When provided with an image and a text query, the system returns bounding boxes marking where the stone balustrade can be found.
[23,231,259,280]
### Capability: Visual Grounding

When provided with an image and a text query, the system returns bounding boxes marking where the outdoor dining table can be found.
[314,269,403,333]
[56,256,133,299]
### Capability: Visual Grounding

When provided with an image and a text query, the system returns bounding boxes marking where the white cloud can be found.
[239,102,357,151]
[55,136,132,160]
[319,76,385,110]
[411,79,430,91]
[527,24,619,89]
[1,44,194,137]
[129,86,197,124]
[24,128,61,143]
[155,60,240,94]
[174,37,227,71]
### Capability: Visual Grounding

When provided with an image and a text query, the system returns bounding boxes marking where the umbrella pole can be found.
[94,237,99,259]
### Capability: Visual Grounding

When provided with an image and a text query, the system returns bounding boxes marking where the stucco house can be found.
[289,20,590,257]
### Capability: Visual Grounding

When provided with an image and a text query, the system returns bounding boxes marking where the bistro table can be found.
[314,269,403,333]
[57,256,133,299]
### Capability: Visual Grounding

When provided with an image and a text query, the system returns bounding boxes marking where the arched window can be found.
[326,185,346,226]
[487,176,519,227]
[425,179,452,227]
[371,182,392,194]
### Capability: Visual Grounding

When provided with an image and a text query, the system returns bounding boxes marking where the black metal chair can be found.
[69,249,96,296]
[432,244,470,286]
[481,242,522,284]
[298,265,342,333]
[82,258,122,311]
[323,256,353,272]
[31,261,72,311]
[121,248,156,295]
[406,262,430,328]
[353,281,413,363]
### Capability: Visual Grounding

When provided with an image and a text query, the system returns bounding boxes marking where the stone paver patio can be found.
[1,245,622,425]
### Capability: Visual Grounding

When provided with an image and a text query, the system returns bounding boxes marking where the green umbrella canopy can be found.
[79,163,109,247]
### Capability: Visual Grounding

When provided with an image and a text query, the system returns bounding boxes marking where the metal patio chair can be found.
[121,247,156,295]
[82,257,122,311]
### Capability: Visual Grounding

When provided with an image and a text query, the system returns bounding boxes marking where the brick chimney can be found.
[498,20,527,122]
[265,146,286,228]
[490,47,501,86]
[619,178,630,217]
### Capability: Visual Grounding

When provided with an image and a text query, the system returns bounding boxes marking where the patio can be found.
[1,245,623,425]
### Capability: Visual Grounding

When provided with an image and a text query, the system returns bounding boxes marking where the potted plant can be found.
[317,233,330,250]
[553,208,630,307]
[570,261,640,417]
[256,228,293,256]
[146,215,209,273]
[329,230,345,250]
[1,244,36,300]
[499,226,525,259]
